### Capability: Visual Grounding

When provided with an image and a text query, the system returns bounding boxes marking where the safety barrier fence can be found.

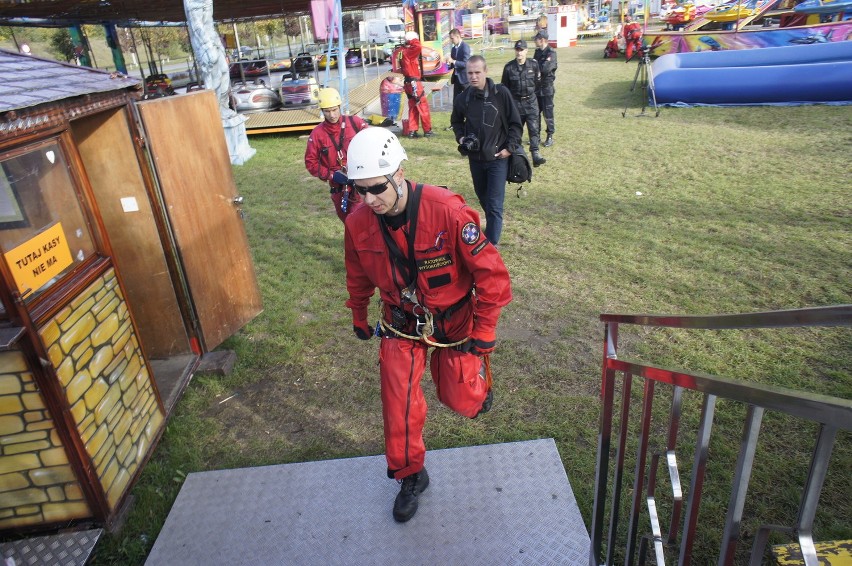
[590,305,851,566]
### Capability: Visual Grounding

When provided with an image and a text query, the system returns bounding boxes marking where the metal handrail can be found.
[600,305,851,329]
[590,305,851,566]
[608,358,852,428]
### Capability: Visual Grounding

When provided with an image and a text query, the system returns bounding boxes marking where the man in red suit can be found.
[304,88,369,222]
[343,128,512,522]
[400,31,433,138]
[623,16,644,60]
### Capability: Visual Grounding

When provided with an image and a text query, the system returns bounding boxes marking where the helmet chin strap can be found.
[386,173,404,214]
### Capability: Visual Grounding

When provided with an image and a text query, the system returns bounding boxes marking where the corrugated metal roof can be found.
[0,0,390,25]
[0,49,140,113]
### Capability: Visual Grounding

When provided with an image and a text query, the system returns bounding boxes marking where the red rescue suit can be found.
[305,115,368,222]
[344,182,512,480]
[400,39,432,135]
[623,22,643,60]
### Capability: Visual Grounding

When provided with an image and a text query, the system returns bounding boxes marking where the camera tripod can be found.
[622,47,660,118]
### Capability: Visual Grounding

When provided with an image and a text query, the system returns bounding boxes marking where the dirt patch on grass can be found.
[202,362,384,462]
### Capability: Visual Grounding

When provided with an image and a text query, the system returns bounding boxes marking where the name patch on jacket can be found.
[418,254,453,271]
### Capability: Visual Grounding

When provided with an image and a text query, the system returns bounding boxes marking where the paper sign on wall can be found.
[4,222,74,297]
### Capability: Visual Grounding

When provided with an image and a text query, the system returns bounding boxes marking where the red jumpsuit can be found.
[400,39,432,135]
[623,22,643,60]
[305,114,369,222]
[344,182,511,480]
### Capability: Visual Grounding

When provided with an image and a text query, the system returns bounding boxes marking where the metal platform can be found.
[1,528,101,566]
[145,438,590,565]
[243,71,395,135]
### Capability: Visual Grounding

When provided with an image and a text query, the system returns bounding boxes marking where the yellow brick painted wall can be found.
[0,351,91,530]
[39,268,164,511]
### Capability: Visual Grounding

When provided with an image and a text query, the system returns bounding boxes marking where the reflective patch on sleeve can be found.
[471,239,489,256]
[461,222,480,245]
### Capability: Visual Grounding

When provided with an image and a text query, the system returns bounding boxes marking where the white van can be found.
[365,18,406,44]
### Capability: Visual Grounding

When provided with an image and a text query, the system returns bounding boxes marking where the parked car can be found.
[229,79,281,113]
[292,52,315,75]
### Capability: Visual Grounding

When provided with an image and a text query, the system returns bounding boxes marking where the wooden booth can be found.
[0,50,262,533]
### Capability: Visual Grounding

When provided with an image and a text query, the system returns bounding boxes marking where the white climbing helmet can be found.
[346,128,408,180]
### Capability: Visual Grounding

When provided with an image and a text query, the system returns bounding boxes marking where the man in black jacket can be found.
[451,55,522,246]
[533,30,557,147]
[501,40,546,167]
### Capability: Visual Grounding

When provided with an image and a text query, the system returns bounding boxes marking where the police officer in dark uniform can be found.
[533,30,557,147]
[501,40,546,167]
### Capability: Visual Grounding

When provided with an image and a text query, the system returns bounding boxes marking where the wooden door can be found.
[137,91,262,351]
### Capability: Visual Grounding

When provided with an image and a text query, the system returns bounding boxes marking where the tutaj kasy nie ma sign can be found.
[4,222,74,297]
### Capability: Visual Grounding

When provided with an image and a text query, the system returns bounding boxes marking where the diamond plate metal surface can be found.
[146,439,589,565]
[0,529,101,566]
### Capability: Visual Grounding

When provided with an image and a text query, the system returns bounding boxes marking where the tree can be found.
[283,17,301,37]
[49,28,77,62]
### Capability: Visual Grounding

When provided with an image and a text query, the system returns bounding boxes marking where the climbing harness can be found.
[377,300,469,348]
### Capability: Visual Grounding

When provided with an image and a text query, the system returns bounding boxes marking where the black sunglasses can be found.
[353,180,390,196]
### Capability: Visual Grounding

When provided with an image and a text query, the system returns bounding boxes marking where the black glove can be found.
[458,337,496,356]
[353,320,374,340]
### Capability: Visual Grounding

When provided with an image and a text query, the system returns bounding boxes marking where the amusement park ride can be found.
[646,0,851,56]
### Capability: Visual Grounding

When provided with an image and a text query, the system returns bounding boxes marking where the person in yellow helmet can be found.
[305,88,370,222]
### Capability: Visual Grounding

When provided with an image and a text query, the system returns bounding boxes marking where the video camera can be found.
[626,41,657,63]
[457,134,480,156]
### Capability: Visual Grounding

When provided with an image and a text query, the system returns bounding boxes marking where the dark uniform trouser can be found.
[451,71,467,100]
[537,94,555,135]
[452,77,465,100]
[515,96,541,151]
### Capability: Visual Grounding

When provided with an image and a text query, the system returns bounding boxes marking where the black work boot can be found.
[474,389,493,418]
[532,150,547,167]
[543,134,554,147]
[473,360,492,418]
[393,468,430,522]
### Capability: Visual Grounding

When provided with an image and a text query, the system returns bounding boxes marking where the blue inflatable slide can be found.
[651,41,852,105]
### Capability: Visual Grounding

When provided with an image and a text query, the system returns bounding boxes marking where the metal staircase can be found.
[590,306,851,566]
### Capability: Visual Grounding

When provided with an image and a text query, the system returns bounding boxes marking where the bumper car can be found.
[280,76,320,107]
[229,60,269,79]
[381,42,398,63]
[345,48,363,67]
[144,74,175,96]
[269,58,292,72]
[292,52,315,75]
[230,79,282,113]
[317,52,338,70]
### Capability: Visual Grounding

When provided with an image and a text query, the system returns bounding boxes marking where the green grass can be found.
[89,39,850,564]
